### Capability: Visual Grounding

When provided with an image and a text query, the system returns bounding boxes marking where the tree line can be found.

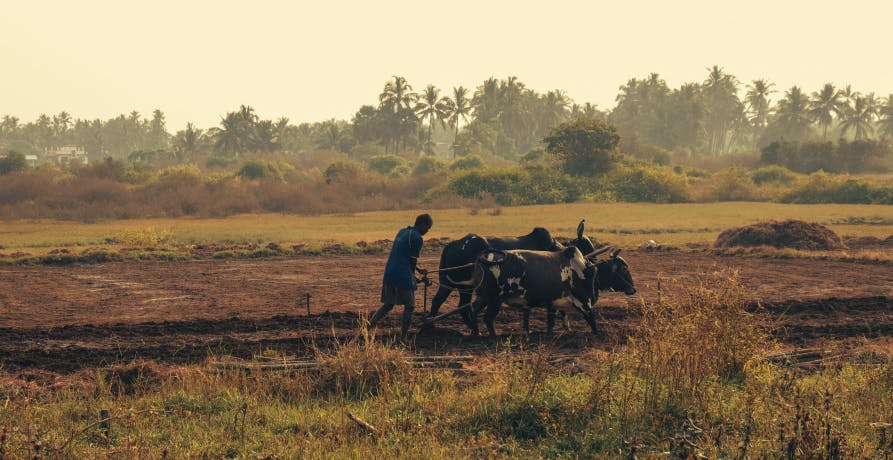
[2,68,893,164]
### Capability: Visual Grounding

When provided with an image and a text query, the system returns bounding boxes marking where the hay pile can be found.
[715,219,845,250]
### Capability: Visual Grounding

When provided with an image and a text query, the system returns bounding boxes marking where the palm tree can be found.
[379,76,416,113]
[415,84,451,154]
[878,94,893,140]
[446,86,472,157]
[213,111,247,155]
[540,90,570,130]
[472,77,501,123]
[774,86,813,140]
[316,119,349,152]
[1,115,20,141]
[174,122,204,160]
[808,83,843,139]
[252,119,278,152]
[702,66,742,155]
[744,79,775,129]
[839,93,878,140]
[378,77,418,153]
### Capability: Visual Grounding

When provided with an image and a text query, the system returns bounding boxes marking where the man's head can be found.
[414,213,433,235]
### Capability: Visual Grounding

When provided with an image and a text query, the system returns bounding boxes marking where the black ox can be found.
[427,221,598,323]
[468,246,636,337]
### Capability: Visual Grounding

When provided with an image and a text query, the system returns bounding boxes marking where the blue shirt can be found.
[383,226,423,290]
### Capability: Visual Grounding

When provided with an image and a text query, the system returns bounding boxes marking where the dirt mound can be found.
[715,220,845,250]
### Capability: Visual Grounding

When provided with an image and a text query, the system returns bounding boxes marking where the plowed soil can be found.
[2,251,892,374]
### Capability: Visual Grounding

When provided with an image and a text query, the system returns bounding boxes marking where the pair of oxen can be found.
[426,220,637,337]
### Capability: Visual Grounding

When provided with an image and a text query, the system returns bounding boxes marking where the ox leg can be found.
[428,286,453,318]
[459,291,479,335]
[483,302,500,338]
[579,307,597,334]
[546,307,556,334]
[522,309,531,334]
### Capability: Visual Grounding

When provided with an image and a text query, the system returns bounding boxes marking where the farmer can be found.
[368,213,433,339]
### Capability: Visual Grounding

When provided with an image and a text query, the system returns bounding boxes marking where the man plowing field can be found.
[367,213,433,339]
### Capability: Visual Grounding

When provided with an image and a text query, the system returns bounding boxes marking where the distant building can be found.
[25,155,38,168]
[46,146,89,168]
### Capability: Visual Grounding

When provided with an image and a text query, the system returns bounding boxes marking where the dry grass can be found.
[3,202,893,254]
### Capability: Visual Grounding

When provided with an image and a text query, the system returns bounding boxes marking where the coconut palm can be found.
[415,84,451,153]
[472,77,501,123]
[445,86,472,157]
[878,94,893,140]
[213,111,248,155]
[774,86,813,140]
[808,83,844,139]
[744,79,775,129]
[379,76,416,113]
[173,122,204,160]
[839,93,878,140]
[540,90,570,130]
[701,66,742,155]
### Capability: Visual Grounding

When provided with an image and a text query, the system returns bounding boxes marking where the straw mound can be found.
[715,220,845,250]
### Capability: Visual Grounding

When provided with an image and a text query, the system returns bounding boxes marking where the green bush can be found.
[599,165,690,202]
[367,154,406,175]
[704,168,762,201]
[323,160,364,184]
[780,171,879,204]
[235,160,294,181]
[439,166,581,205]
[450,155,485,171]
[0,151,27,175]
[749,165,797,185]
[206,155,237,169]
[413,156,448,176]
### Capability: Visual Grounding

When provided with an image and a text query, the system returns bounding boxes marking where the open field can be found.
[2,250,892,374]
[3,202,893,254]
[3,205,893,457]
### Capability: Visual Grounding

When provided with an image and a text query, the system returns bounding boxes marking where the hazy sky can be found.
[2,0,891,131]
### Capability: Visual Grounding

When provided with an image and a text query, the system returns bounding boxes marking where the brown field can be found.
[2,248,892,376]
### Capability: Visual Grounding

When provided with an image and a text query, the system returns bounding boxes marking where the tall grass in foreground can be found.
[1,275,891,458]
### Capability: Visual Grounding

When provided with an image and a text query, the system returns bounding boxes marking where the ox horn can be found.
[585,246,612,259]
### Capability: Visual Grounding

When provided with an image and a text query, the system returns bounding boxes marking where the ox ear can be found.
[577,219,585,239]
[611,248,622,258]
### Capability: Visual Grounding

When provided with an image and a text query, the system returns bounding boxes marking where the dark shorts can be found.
[380,283,415,307]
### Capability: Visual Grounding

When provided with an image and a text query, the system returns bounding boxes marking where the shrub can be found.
[599,165,690,202]
[0,151,27,175]
[438,166,581,205]
[749,165,797,185]
[701,168,763,201]
[73,157,126,181]
[450,155,485,171]
[235,160,294,181]
[780,171,878,204]
[367,154,406,175]
[323,160,364,184]
[413,156,448,176]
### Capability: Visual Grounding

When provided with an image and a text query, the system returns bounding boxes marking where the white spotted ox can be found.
[465,246,637,336]
[466,247,600,337]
